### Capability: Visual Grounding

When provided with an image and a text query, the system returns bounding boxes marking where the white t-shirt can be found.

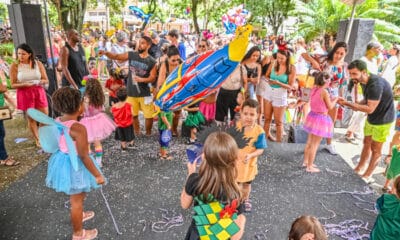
[360,56,378,75]
[295,47,308,75]
[381,56,399,88]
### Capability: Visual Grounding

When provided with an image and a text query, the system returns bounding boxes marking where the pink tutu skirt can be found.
[303,111,333,138]
[80,112,116,142]
[199,102,216,122]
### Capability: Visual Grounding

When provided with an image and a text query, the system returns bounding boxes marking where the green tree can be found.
[48,0,88,32]
[292,0,400,45]
[248,0,296,35]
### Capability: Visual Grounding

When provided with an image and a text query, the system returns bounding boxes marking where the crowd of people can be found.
[1,25,400,239]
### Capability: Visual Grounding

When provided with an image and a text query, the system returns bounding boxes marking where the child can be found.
[370,175,400,240]
[303,72,338,173]
[184,102,206,144]
[105,68,124,106]
[158,109,173,160]
[236,99,267,212]
[80,78,116,166]
[199,91,217,125]
[111,88,135,151]
[181,132,246,240]
[383,145,400,192]
[233,90,245,123]
[48,87,105,240]
[288,215,327,240]
[87,57,98,78]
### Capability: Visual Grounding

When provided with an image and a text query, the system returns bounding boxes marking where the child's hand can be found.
[244,154,251,164]
[96,175,105,185]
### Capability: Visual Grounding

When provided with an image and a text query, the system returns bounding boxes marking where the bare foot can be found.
[306,166,320,173]
[302,163,317,168]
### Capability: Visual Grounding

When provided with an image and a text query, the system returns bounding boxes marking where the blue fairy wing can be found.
[27,108,79,171]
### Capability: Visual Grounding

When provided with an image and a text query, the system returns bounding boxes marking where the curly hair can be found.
[52,87,82,114]
[84,78,105,108]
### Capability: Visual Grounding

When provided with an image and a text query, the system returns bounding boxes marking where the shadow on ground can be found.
[0,136,378,239]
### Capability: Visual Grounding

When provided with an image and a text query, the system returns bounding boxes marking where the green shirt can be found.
[0,93,4,107]
[371,194,400,240]
[158,111,173,130]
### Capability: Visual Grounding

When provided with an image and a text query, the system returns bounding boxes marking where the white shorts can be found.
[256,77,268,96]
[263,84,288,107]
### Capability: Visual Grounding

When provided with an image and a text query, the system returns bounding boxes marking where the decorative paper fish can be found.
[128,6,152,24]
[155,24,252,112]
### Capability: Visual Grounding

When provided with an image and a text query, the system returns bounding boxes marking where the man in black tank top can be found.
[60,29,88,89]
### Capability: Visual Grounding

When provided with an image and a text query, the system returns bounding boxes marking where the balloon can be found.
[155,25,253,113]
[221,4,250,35]
[128,6,152,24]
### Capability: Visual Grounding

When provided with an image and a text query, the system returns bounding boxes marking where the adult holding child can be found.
[10,43,49,148]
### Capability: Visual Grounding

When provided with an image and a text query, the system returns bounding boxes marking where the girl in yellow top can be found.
[236,99,267,212]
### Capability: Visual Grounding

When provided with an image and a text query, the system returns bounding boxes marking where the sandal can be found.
[244,199,252,212]
[0,157,20,167]
[160,154,173,160]
[82,211,95,222]
[72,229,98,240]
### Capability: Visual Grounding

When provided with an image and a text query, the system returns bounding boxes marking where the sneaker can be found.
[361,176,375,184]
[325,144,338,155]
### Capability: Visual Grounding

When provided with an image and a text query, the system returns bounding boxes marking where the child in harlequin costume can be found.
[158,110,173,160]
[184,102,206,144]
[370,175,400,240]
[80,78,116,166]
[28,87,105,240]
[235,99,267,212]
[111,87,135,151]
[181,131,246,240]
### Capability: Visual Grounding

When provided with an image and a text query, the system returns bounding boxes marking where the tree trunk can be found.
[53,0,87,32]
[191,0,200,34]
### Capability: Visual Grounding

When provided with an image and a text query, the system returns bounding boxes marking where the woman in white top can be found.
[10,43,49,147]
[381,44,400,88]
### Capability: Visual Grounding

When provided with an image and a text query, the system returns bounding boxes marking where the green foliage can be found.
[248,0,296,35]
[0,43,14,57]
[292,0,400,46]
[0,3,7,22]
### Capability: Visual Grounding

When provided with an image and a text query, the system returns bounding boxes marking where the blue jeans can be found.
[0,120,8,160]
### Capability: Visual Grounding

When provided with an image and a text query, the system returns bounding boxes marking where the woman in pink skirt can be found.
[10,43,49,147]
[303,72,338,173]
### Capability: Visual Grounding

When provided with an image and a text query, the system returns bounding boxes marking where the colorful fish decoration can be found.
[155,24,252,112]
[128,6,152,24]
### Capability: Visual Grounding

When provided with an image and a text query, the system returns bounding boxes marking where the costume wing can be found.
[197,123,250,149]
[27,108,79,171]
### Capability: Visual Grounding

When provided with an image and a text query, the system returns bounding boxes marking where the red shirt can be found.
[111,102,133,127]
[105,78,124,98]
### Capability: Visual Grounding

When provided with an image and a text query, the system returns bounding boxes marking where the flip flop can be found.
[72,229,98,240]
[82,211,95,222]
[0,157,20,167]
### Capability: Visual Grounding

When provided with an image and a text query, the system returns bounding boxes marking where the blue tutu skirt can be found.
[46,151,102,195]
[303,111,333,138]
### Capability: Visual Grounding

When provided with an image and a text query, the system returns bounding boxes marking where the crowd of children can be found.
[6,28,399,240]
